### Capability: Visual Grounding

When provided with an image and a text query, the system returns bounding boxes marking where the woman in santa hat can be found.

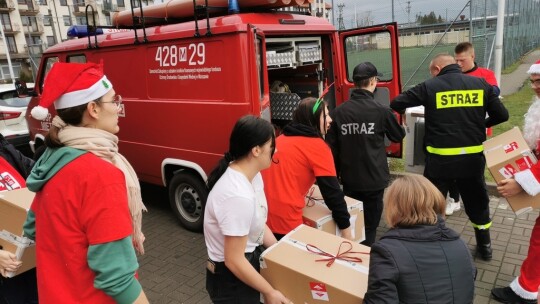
[23,62,149,304]
[492,59,540,304]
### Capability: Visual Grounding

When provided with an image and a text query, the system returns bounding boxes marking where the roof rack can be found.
[82,0,316,48]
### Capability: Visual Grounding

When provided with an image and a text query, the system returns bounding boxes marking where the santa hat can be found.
[527,59,540,75]
[31,62,113,120]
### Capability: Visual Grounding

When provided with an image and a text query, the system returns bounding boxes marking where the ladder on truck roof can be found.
[82,0,314,49]
[82,0,228,48]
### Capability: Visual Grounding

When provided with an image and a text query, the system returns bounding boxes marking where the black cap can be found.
[352,62,382,81]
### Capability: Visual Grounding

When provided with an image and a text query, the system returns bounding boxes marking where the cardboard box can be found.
[260,224,370,304]
[302,185,365,242]
[0,188,36,277]
[0,230,36,278]
[483,127,540,214]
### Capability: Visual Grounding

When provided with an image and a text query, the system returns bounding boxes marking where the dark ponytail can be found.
[292,97,325,138]
[206,115,275,190]
[44,103,89,148]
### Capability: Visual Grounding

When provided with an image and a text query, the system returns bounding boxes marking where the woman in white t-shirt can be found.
[204,115,290,304]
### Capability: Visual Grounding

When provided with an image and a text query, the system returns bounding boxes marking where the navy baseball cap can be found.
[353,62,383,81]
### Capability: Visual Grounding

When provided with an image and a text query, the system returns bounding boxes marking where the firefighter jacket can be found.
[391,64,509,179]
[326,89,405,191]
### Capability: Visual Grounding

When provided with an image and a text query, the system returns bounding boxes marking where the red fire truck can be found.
[25,1,402,232]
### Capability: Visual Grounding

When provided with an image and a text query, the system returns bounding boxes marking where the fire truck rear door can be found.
[337,22,402,157]
[247,24,270,121]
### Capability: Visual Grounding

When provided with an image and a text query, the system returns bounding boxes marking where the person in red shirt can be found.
[23,62,148,304]
[455,42,500,95]
[262,97,352,241]
[491,60,540,304]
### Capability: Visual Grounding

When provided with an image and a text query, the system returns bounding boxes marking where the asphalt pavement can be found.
[500,49,540,96]
[137,50,540,303]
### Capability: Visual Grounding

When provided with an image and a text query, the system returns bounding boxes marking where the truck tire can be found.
[168,172,208,232]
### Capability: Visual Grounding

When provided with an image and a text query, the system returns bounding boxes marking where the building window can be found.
[17,0,25,4]
[6,35,17,53]
[0,13,12,31]
[46,35,56,47]
[74,0,85,6]
[26,35,41,45]
[117,0,124,7]
[59,0,67,5]
[43,15,52,26]
[39,0,47,5]
[22,16,38,31]
[75,16,86,25]
[63,15,71,26]
[105,15,111,25]
[1,64,21,80]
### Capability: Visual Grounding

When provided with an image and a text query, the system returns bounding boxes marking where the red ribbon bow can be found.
[305,186,323,207]
[306,241,369,267]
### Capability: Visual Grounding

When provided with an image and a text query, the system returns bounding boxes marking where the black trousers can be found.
[425,174,491,226]
[343,188,384,246]
[0,268,38,304]
[206,246,263,303]
[448,180,460,201]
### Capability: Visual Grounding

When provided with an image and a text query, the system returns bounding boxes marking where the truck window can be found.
[67,55,87,63]
[345,31,393,82]
[39,57,59,91]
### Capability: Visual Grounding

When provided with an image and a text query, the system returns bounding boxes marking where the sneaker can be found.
[491,287,537,304]
[452,200,461,212]
[445,197,455,215]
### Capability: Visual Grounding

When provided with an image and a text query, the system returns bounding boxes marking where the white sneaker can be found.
[452,200,461,212]
[445,197,462,215]
[445,197,455,215]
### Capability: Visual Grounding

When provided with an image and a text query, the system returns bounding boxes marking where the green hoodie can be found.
[24,147,86,239]
[23,147,142,304]
[26,146,86,192]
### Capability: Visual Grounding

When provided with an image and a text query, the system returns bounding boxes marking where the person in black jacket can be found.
[0,134,34,178]
[326,62,405,246]
[364,174,476,304]
[0,134,38,304]
[390,53,508,261]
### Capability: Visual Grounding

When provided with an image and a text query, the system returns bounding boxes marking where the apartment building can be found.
[0,0,136,82]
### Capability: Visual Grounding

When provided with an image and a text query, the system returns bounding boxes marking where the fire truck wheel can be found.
[168,172,208,232]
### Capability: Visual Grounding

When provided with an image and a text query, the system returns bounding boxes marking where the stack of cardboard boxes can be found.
[0,188,36,277]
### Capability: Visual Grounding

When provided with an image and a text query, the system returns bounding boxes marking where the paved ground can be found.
[500,49,540,96]
[136,50,540,303]
[137,182,537,304]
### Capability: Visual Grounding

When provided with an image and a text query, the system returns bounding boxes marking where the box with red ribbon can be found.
[302,185,365,243]
[483,127,540,215]
[260,224,370,303]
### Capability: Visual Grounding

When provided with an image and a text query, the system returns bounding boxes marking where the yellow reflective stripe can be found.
[436,90,484,109]
[471,222,492,230]
[426,145,484,155]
